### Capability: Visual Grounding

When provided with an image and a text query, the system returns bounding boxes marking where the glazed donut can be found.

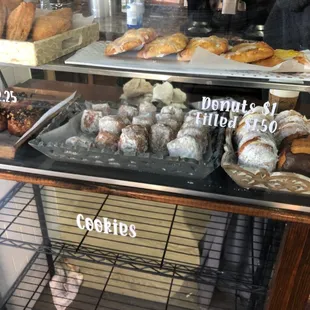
[177,36,229,62]
[225,42,274,63]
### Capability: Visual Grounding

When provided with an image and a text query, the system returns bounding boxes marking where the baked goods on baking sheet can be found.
[105,28,157,56]
[252,55,284,67]
[6,2,36,41]
[137,33,188,59]
[178,36,229,62]
[32,8,73,41]
[224,42,274,63]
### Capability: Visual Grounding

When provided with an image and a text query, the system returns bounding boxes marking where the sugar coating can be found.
[81,110,103,134]
[119,125,148,153]
[150,123,175,153]
[95,131,119,152]
[118,105,138,121]
[91,103,111,116]
[167,136,203,161]
[99,115,126,136]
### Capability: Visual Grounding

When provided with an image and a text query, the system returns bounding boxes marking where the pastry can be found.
[178,36,228,61]
[275,110,303,125]
[132,115,154,130]
[32,15,72,41]
[137,33,188,59]
[177,127,206,143]
[80,110,103,134]
[275,122,308,146]
[252,55,284,67]
[160,106,184,123]
[123,79,153,99]
[3,0,22,14]
[278,136,310,177]
[95,131,119,152]
[150,123,174,153]
[172,89,187,104]
[167,136,203,161]
[225,42,274,63]
[152,82,174,106]
[118,105,138,121]
[0,0,7,38]
[139,101,157,117]
[6,2,36,41]
[238,138,278,172]
[7,100,51,136]
[99,115,126,136]
[65,136,93,149]
[105,28,157,56]
[0,108,7,132]
[156,114,180,133]
[274,49,302,60]
[119,125,148,153]
[92,103,111,116]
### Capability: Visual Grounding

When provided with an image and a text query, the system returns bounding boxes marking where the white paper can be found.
[190,47,310,73]
[15,91,77,147]
[35,9,94,29]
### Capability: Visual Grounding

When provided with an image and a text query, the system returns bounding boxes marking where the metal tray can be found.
[29,101,226,179]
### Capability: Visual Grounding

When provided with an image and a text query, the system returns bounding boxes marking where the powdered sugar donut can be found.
[119,125,148,153]
[99,116,126,135]
[95,131,119,152]
[275,122,308,146]
[81,110,103,134]
[160,106,184,123]
[150,123,174,153]
[118,105,138,121]
[92,103,111,116]
[167,136,203,161]
[132,115,155,130]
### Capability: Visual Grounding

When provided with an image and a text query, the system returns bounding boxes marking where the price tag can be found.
[0,90,17,103]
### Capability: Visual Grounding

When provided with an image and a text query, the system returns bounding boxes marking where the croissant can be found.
[32,15,72,41]
[6,2,36,41]
[137,33,188,59]
[105,28,157,56]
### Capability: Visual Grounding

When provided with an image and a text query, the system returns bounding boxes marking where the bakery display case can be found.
[0,1,310,310]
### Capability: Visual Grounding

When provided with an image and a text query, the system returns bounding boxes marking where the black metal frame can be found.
[0,182,284,310]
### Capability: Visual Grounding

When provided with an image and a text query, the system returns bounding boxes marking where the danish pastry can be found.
[105,28,157,56]
[225,42,274,63]
[6,2,36,41]
[252,55,283,67]
[137,33,188,59]
[178,36,228,61]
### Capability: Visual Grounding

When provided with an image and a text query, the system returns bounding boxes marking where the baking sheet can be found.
[65,41,310,83]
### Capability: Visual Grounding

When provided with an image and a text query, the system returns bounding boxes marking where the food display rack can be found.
[0,53,310,310]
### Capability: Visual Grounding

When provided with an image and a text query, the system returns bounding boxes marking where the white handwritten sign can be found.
[76,214,137,238]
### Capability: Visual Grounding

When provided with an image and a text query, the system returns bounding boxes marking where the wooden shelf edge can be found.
[0,171,309,224]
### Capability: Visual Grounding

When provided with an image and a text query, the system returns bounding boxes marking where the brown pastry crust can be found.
[0,0,7,38]
[105,28,157,56]
[291,136,310,154]
[3,0,22,14]
[252,55,284,67]
[225,42,274,63]
[137,33,188,59]
[32,15,72,41]
[294,55,310,66]
[0,107,7,132]
[178,36,228,62]
[6,2,36,41]
[6,100,51,137]
[277,137,310,176]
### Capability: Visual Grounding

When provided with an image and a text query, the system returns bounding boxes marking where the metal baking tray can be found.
[29,101,226,179]
[65,42,310,84]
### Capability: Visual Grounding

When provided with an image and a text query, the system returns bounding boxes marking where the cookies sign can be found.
[76,214,137,238]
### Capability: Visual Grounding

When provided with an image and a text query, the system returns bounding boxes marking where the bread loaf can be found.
[0,0,6,38]
[32,8,73,41]
[6,2,36,41]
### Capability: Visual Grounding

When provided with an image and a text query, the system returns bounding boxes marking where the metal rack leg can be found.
[32,184,55,278]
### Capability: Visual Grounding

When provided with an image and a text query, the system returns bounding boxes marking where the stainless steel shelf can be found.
[2,55,310,92]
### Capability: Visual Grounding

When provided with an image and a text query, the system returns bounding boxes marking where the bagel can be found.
[225,42,274,63]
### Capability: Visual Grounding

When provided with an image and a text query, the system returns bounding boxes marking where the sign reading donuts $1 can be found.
[196,97,278,134]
